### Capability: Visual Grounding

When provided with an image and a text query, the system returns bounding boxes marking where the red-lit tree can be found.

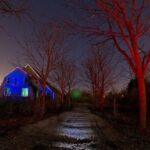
[0,0,26,16]
[0,0,27,17]
[65,60,76,107]
[71,0,150,129]
[82,46,117,110]
[20,23,67,116]
[52,58,67,105]
[52,57,76,107]
[0,0,26,34]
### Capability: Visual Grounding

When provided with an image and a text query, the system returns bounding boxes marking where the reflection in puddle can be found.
[52,142,97,150]
[51,110,98,150]
[60,122,93,128]
[55,127,96,140]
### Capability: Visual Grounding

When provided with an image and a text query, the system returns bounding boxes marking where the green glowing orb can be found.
[71,89,81,100]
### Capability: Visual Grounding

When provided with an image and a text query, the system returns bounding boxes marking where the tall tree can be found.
[52,57,76,107]
[0,0,27,35]
[20,23,68,116]
[82,46,117,110]
[65,60,76,107]
[67,0,150,130]
[53,58,67,105]
[0,0,26,16]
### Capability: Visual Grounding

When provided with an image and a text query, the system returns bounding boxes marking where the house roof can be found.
[46,82,61,95]
[23,64,60,95]
[4,67,28,78]
[23,64,40,79]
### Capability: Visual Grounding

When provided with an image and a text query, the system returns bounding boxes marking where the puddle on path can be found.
[51,109,99,150]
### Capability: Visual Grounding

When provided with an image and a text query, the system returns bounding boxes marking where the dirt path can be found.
[0,105,120,150]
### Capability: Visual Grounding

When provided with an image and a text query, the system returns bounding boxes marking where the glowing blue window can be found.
[22,88,28,97]
[4,88,11,96]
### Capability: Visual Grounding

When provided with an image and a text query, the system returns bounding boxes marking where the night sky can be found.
[0,0,88,84]
[0,0,135,91]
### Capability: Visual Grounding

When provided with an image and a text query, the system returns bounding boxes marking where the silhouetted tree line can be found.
[105,78,150,114]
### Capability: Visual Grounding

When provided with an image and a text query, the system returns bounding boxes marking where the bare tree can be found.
[82,46,118,110]
[52,58,67,105]
[66,0,150,130]
[52,57,76,107]
[0,0,26,16]
[65,60,76,107]
[20,23,68,116]
[0,0,27,36]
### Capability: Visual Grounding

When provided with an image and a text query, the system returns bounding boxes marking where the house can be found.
[0,65,55,100]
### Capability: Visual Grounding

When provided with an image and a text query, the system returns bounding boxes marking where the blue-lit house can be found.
[0,65,55,100]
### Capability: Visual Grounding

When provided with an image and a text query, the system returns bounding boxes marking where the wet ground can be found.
[51,106,99,150]
[0,104,120,150]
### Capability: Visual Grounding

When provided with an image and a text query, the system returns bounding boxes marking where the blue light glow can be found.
[4,88,11,96]
[0,67,55,100]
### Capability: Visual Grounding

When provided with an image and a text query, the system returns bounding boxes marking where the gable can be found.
[5,67,27,78]
[2,67,28,87]
[0,66,56,99]
[23,64,40,79]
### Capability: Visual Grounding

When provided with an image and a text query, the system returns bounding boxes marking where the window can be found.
[14,78,17,85]
[7,78,10,84]
[4,88,11,96]
[24,78,29,84]
[21,88,28,97]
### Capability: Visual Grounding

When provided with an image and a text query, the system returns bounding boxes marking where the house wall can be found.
[0,68,33,98]
[0,67,55,100]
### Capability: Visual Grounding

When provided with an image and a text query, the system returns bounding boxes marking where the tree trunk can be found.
[92,87,97,109]
[100,88,104,111]
[137,75,147,130]
[100,95,104,111]
[40,94,46,116]
[60,80,64,106]
[68,86,71,109]
[40,83,46,117]
[113,95,117,117]
[61,91,64,105]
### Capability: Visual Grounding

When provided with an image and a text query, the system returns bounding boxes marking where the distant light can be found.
[71,89,81,100]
